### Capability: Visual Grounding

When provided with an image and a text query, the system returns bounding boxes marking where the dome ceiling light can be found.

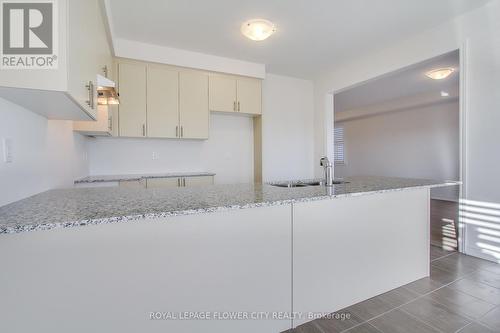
[241,19,276,41]
[425,68,455,80]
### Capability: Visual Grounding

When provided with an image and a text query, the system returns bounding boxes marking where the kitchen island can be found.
[0,176,455,333]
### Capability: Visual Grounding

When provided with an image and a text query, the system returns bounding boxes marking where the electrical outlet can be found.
[3,138,13,163]
[152,152,159,160]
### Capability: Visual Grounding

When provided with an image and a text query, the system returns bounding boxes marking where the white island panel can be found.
[0,205,292,333]
[292,188,430,327]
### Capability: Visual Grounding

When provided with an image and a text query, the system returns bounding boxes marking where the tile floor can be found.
[286,246,500,333]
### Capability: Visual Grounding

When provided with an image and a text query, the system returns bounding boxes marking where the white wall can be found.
[262,74,315,182]
[87,114,254,184]
[0,97,88,207]
[313,0,500,261]
[336,101,459,180]
[113,38,266,79]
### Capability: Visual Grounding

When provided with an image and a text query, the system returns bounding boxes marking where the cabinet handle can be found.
[85,81,94,109]
[108,117,112,131]
[181,126,184,138]
[142,124,146,136]
[183,178,186,187]
[102,65,108,78]
[176,125,179,137]
[233,101,236,111]
[177,178,180,187]
[237,101,240,112]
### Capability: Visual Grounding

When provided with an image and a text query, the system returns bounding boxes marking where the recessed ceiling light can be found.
[241,19,276,41]
[425,68,455,80]
[441,91,450,97]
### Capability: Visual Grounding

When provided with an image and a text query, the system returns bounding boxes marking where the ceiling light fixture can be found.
[241,19,276,41]
[440,91,450,97]
[425,68,455,80]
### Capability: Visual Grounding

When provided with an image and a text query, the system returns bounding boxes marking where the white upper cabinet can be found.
[147,65,179,138]
[118,62,147,137]
[113,59,261,140]
[209,74,262,115]
[115,59,209,140]
[0,0,112,121]
[237,79,262,115]
[180,71,209,139]
[209,76,237,112]
[67,0,113,119]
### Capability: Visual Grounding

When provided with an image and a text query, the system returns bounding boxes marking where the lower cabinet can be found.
[146,177,179,188]
[184,175,214,187]
[119,180,145,188]
[144,176,214,188]
[77,176,214,189]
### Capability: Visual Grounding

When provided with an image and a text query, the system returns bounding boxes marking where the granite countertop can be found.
[430,184,460,202]
[75,172,216,184]
[0,176,457,235]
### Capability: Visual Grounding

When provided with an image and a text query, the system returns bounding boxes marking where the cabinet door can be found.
[67,0,111,119]
[209,76,237,112]
[146,178,179,188]
[179,72,209,139]
[119,180,145,188]
[237,79,262,115]
[147,66,179,138]
[118,63,147,137]
[184,176,214,187]
[110,104,119,137]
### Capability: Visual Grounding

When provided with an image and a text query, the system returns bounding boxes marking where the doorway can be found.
[332,50,461,253]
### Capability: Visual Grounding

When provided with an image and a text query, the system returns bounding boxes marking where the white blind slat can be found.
[334,127,344,165]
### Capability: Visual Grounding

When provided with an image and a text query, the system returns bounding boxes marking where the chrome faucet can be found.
[320,156,334,186]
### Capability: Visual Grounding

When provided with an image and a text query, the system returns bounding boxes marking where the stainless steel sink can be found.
[302,181,323,186]
[270,180,348,188]
[311,180,349,185]
[301,180,349,186]
[271,183,309,188]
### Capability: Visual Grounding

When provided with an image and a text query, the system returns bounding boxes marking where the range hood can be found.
[96,74,119,105]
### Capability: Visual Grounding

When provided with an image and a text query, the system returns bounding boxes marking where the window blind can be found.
[334,126,345,165]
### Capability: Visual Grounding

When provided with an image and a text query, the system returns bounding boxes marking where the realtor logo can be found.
[1,0,57,69]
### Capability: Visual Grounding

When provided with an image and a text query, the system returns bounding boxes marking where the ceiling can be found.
[107,0,489,79]
[334,50,460,112]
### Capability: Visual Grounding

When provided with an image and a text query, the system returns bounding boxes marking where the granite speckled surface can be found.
[0,176,457,234]
[75,172,216,184]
